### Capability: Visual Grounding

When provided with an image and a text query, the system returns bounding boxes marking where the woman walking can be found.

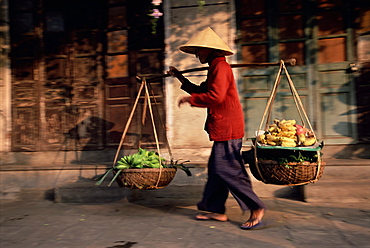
[168,27,265,229]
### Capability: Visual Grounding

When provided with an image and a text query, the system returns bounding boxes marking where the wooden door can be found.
[9,0,166,152]
[103,0,166,149]
[9,0,105,151]
[236,0,358,144]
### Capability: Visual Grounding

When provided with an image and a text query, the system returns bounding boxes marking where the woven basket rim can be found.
[120,167,177,173]
[257,160,326,165]
[250,160,325,186]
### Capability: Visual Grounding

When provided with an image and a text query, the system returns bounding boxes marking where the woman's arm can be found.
[168,66,207,94]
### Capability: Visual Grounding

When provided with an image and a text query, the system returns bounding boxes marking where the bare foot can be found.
[195,213,228,222]
[240,208,265,228]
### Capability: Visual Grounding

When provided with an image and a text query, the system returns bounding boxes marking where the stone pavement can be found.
[1,163,370,248]
[1,196,370,248]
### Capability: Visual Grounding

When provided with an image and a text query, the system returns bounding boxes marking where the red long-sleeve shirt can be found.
[181,57,245,141]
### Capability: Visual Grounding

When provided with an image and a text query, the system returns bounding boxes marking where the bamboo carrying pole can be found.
[146,58,296,81]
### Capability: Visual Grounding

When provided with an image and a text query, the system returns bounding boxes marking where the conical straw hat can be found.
[179,27,233,56]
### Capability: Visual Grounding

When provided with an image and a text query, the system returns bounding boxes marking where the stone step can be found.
[54,168,207,203]
[53,166,370,203]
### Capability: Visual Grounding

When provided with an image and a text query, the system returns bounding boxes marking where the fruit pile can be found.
[257,119,316,147]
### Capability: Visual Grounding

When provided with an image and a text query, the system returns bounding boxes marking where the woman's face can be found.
[195,47,213,64]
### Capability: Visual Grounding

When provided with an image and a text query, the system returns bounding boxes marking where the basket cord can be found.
[314,150,322,181]
[143,79,163,187]
[138,86,149,149]
[112,80,145,167]
[265,70,283,131]
[258,62,284,132]
[145,80,174,160]
[284,68,307,130]
[281,62,317,139]
[252,140,267,183]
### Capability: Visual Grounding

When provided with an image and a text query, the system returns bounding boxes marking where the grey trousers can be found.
[197,139,266,214]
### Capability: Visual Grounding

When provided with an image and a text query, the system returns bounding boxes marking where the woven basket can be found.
[116,168,177,190]
[249,159,325,186]
[246,60,326,186]
[244,142,325,186]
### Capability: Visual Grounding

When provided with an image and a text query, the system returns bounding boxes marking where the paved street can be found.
[1,185,369,248]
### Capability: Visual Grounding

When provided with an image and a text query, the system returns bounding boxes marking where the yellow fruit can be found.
[303,137,316,146]
[257,134,265,141]
[281,141,297,147]
[279,130,296,138]
[267,140,277,146]
[257,134,267,144]
[266,134,278,141]
[280,137,296,143]
[268,124,279,132]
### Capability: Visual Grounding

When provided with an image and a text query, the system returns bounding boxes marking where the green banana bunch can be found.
[115,148,166,169]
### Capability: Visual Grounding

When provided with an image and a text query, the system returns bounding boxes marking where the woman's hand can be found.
[178,95,191,108]
[167,66,187,83]
[167,66,180,77]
